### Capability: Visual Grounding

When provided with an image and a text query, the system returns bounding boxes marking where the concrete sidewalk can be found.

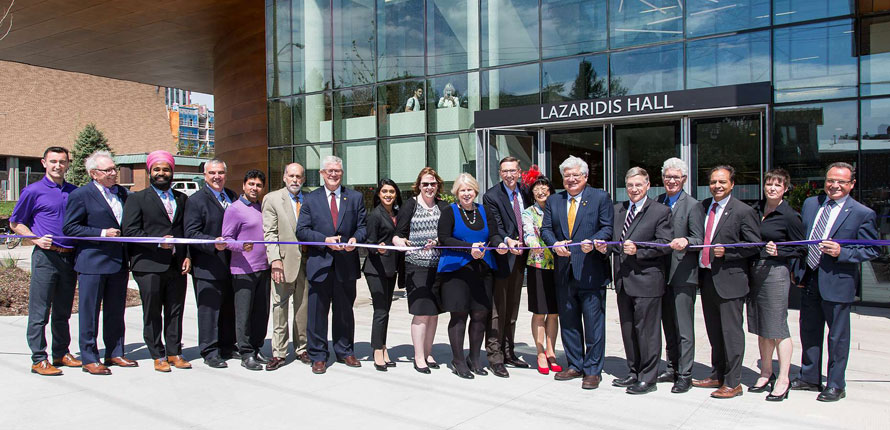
[1,245,889,429]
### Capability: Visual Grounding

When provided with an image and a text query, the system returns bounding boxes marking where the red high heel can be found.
[547,357,563,373]
[537,356,549,375]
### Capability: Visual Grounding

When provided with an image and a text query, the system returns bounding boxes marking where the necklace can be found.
[461,205,477,224]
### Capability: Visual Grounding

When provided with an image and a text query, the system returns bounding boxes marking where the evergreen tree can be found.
[66,123,113,186]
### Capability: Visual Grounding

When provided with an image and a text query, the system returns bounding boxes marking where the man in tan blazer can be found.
[262,162,310,370]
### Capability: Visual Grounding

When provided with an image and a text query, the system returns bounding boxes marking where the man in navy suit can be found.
[791,162,880,402]
[541,155,613,390]
[63,150,136,375]
[296,155,367,374]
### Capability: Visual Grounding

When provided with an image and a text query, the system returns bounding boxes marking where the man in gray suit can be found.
[262,163,310,370]
[655,158,704,393]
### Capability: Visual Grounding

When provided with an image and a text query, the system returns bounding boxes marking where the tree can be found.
[67,123,113,186]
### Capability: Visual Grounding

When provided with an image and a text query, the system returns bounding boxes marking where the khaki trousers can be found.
[271,264,308,358]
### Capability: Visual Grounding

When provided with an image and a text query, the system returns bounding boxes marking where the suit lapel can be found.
[336,188,347,231]
[624,199,649,238]
[557,192,570,240]
[148,188,172,225]
[828,199,854,237]
[282,191,298,231]
[616,202,628,241]
[712,198,734,238]
[569,188,589,239]
[88,183,119,226]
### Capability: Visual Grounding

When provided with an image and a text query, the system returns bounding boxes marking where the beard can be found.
[151,174,172,190]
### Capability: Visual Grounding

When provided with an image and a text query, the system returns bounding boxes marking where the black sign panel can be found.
[474,82,772,128]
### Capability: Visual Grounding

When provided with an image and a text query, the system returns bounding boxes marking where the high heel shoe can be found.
[425,359,440,370]
[766,385,790,402]
[748,374,776,393]
[547,356,563,373]
[374,362,388,372]
[413,361,431,374]
[385,360,396,368]
[451,360,474,379]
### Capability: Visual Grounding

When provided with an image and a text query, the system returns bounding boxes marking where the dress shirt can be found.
[289,191,303,216]
[627,195,647,218]
[503,182,524,208]
[810,195,849,240]
[94,181,123,234]
[9,176,77,248]
[699,194,732,269]
[566,192,583,213]
[753,199,806,262]
[207,185,232,206]
[150,185,177,216]
[325,186,341,211]
[664,191,682,210]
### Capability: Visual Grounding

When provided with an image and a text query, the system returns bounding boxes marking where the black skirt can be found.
[437,259,494,312]
[405,264,441,316]
[527,266,558,314]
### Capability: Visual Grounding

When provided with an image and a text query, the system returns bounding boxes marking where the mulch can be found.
[0,267,142,316]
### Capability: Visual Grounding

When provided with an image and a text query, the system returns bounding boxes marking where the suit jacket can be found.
[483,182,533,277]
[363,204,404,279]
[262,188,306,284]
[607,199,673,297]
[63,182,129,275]
[296,185,367,283]
[700,196,761,299]
[541,186,613,288]
[800,195,880,303]
[121,187,189,273]
[657,191,704,287]
[184,185,238,281]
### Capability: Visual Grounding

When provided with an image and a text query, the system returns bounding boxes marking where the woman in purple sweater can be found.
[221,169,271,371]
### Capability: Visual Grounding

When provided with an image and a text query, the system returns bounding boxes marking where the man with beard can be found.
[121,151,192,372]
[262,163,311,370]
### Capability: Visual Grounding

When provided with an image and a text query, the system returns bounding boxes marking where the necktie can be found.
[567,197,577,238]
[295,200,301,221]
[807,199,837,269]
[105,187,122,224]
[620,203,636,241]
[701,202,719,267]
[512,190,524,242]
[162,192,174,221]
[219,192,229,209]
[330,192,339,229]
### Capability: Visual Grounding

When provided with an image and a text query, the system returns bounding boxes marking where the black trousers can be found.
[799,270,852,389]
[661,283,697,378]
[134,267,187,359]
[193,277,237,359]
[307,276,357,362]
[366,274,396,350]
[486,260,525,364]
[232,270,271,356]
[700,270,745,388]
[78,270,128,365]
[26,247,77,363]
[617,290,662,384]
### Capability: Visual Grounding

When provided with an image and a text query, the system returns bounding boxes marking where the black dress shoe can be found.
[254,351,270,365]
[414,362,431,374]
[425,359,440,369]
[222,350,241,360]
[204,357,228,369]
[505,356,530,369]
[671,376,692,394]
[790,378,823,392]
[612,375,638,387]
[656,370,676,383]
[627,381,657,395]
[817,387,846,402]
[748,374,776,393]
[385,361,397,368]
[489,363,509,378]
[451,360,474,379]
[468,360,488,376]
[241,356,262,371]
[766,385,791,402]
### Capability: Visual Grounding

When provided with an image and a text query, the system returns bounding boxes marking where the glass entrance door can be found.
[546,128,605,190]
[690,114,763,203]
[611,121,682,202]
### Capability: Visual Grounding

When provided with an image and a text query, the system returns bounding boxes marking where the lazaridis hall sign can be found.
[475,82,772,128]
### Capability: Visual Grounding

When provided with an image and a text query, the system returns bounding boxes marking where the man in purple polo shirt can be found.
[10,146,81,376]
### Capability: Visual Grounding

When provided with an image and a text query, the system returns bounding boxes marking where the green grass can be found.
[0,201,15,218]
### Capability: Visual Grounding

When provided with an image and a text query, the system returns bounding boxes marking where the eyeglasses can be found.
[94,167,119,174]
[663,175,686,182]
[500,169,519,174]
[420,182,438,188]
[323,169,342,176]
[563,173,586,180]
[825,179,852,186]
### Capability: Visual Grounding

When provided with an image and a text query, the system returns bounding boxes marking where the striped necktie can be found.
[620,203,636,241]
[807,199,837,269]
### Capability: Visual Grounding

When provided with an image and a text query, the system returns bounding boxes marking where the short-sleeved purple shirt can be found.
[10,176,78,248]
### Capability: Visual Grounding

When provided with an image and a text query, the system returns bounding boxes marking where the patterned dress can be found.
[521,203,558,314]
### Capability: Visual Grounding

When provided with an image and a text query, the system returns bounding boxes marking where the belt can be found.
[48,245,74,253]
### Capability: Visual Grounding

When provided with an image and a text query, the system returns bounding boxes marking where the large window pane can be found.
[692,115,762,202]
[269,146,295,192]
[378,0,424,81]
[487,133,534,187]
[609,0,683,49]
[687,0,770,37]
[380,137,427,186]
[481,0,539,67]
[428,72,480,132]
[294,93,333,143]
[266,0,277,98]
[861,15,890,97]
[687,31,771,90]
[334,0,375,88]
[270,0,293,97]
[295,144,334,190]
[481,63,540,110]
[333,87,376,140]
[773,0,853,25]
[542,54,609,103]
[548,129,605,190]
[292,0,332,93]
[610,43,682,95]
[336,140,378,188]
[427,0,480,75]
[614,122,680,201]
[541,0,607,59]
[429,133,477,188]
[860,98,890,303]
[377,80,426,136]
[774,20,857,103]
[269,98,294,147]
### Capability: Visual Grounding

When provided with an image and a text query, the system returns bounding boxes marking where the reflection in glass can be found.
[269,98,294,147]
[861,98,890,151]
[859,98,890,303]
[481,0,539,67]
[548,129,604,190]
[481,63,540,110]
[336,140,378,189]
[610,43,683,95]
[686,0,770,37]
[860,16,890,96]
[541,0,607,58]
[692,116,761,202]
[295,144,334,189]
[292,0,332,93]
[427,73,480,132]
[294,94,333,143]
[334,0,375,88]
[687,31,770,89]
[429,133,477,188]
[774,20,857,103]
[428,0,480,75]
[377,80,426,136]
[334,87,376,140]
[270,0,293,97]
[614,122,680,201]
[487,133,534,187]
[269,146,295,192]
[265,1,277,98]
[377,0,424,81]
[542,55,609,103]
[380,137,427,186]
[609,0,683,49]
[773,0,853,25]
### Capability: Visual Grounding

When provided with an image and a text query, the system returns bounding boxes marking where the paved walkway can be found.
[1,245,889,429]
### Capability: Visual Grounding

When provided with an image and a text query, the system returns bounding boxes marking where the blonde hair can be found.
[451,173,479,196]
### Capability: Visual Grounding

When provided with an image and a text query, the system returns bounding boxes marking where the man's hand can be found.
[377,242,387,254]
[32,235,53,249]
[622,240,637,255]
[160,234,174,250]
[506,237,523,255]
[496,242,509,255]
[214,237,227,251]
[819,240,841,258]
[580,239,594,254]
[105,228,121,238]
[271,259,285,283]
[344,237,357,252]
[670,237,689,251]
[325,236,344,251]
[243,242,254,252]
[554,240,572,257]
[181,257,191,275]
[713,245,725,258]
[593,239,607,254]
[765,241,778,257]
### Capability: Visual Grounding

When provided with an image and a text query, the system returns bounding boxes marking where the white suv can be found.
[171,181,200,196]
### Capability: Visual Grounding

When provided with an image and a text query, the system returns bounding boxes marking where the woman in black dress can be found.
[363,178,404,371]
[437,173,507,379]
